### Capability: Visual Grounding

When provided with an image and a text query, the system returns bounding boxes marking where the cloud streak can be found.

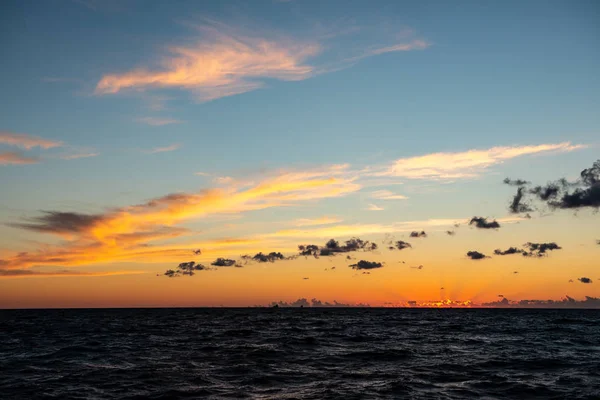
[0,152,40,165]
[2,165,359,270]
[0,131,62,150]
[378,142,584,180]
[96,21,429,102]
[144,144,181,154]
[136,117,182,126]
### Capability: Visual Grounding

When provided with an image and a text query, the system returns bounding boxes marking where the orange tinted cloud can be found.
[95,23,429,102]
[2,165,360,269]
[96,26,320,102]
[294,216,343,227]
[380,142,585,180]
[0,151,40,165]
[0,269,145,279]
[136,117,182,126]
[0,131,63,150]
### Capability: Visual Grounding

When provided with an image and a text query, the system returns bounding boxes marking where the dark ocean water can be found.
[1,309,599,400]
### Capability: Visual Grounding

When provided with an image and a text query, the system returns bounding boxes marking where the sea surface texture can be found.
[1,308,599,399]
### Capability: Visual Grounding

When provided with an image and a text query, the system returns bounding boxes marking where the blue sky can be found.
[0,0,598,307]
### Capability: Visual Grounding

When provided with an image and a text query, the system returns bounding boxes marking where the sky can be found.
[0,0,599,308]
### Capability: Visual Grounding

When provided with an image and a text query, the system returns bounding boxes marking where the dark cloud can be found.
[506,159,600,212]
[164,261,209,277]
[349,260,383,270]
[299,237,377,258]
[394,240,412,250]
[411,265,424,270]
[193,249,202,255]
[494,247,524,256]
[509,186,533,214]
[578,277,593,284]
[469,216,500,229]
[503,178,530,186]
[446,230,456,236]
[9,211,105,234]
[211,258,237,267]
[522,242,561,257]
[270,298,369,307]
[467,251,487,260]
[483,295,600,308]
[409,231,427,238]
[253,252,285,263]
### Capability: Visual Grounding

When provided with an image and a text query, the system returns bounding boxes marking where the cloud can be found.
[0,151,40,165]
[467,251,487,260]
[270,298,369,307]
[446,230,456,236]
[368,40,430,55]
[379,142,584,180]
[469,216,500,229]
[367,204,384,211]
[522,242,561,257]
[9,211,106,235]
[494,247,523,256]
[298,237,377,258]
[506,159,600,212]
[144,144,180,154]
[482,295,600,308]
[1,164,360,270]
[349,260,383,270]
[252,252,285,263]
[164,261,210,277]
[0,131,62,150]
[214,176,234,185]
[95,21,429,103]
[136,117,182,126]
[503,178,530,186]
[409,231,427,238]
[97,24,320,102]
[578,277,593,284]
[294,216,342,227]
[369,190,408,200]
[394,240,412,250]
[210,258,237,267]
[0,269,144,279]
[60,151,99,160]
[508,186,533,214]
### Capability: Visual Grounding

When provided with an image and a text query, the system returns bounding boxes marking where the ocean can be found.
[1,308,599,399]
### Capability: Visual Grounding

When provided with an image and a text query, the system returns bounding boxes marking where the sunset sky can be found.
[1,0,599,308]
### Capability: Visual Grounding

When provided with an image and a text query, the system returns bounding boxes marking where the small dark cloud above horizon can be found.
[467,251,487,260]
[469,217,500,229]
[349,260,383,270]
[409,231,427,238]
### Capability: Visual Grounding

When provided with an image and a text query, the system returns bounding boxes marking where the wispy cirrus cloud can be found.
[367,204,384,211]
[0,131,62,150]
[95,21,429,102]
[136,117,182,126]
[1,164,360,270]
[0,152,40,165]
[377,142,585,180]
[0,269,145,279]
[369,190,408,200]
[143,144,181,154]
[60,151,99,160]
[294,216,343,227]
